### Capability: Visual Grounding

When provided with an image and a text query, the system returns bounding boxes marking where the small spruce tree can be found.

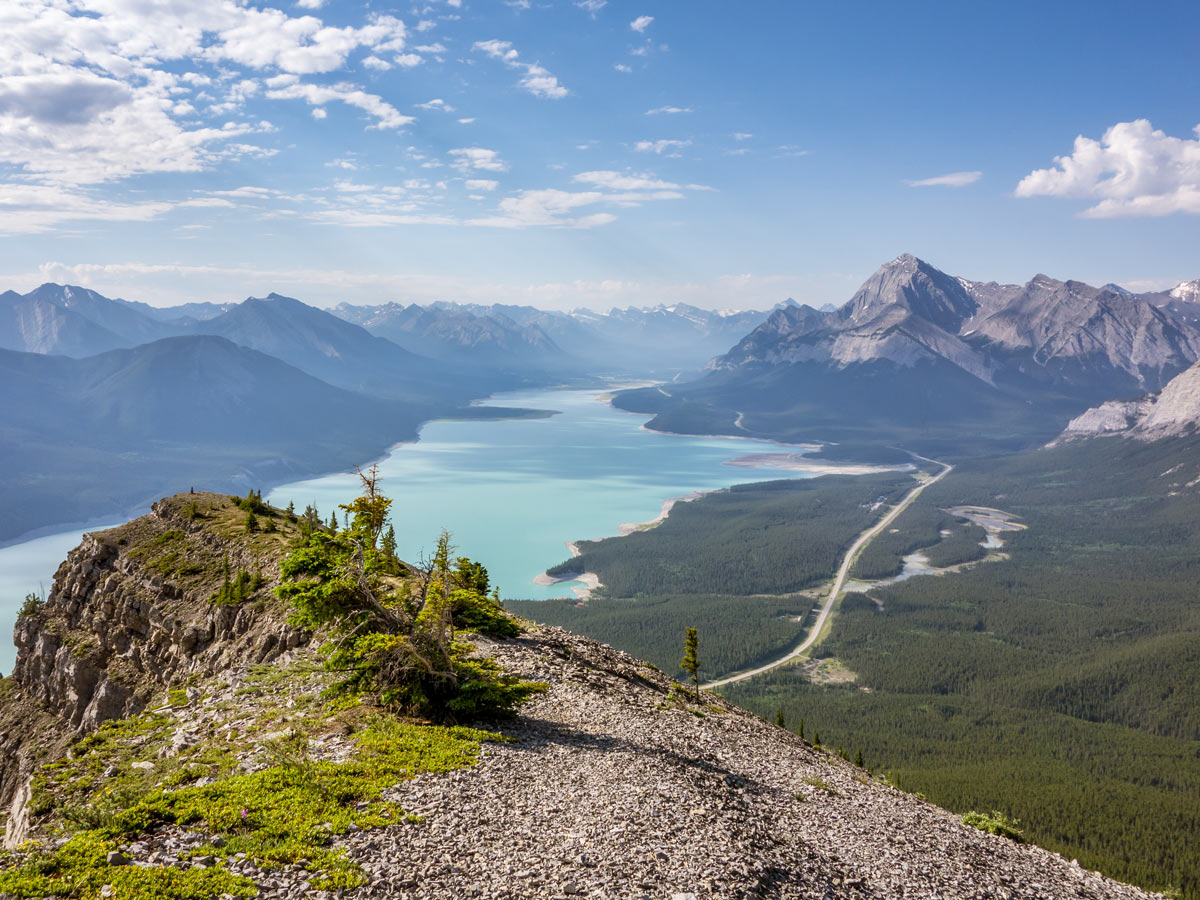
[797,717,805,741]
[855,748,864,768]
[245,510,258,533]
[381,524,397,561]
[813,732,821,750]
[775,708,785,728]
[680,626,701,701]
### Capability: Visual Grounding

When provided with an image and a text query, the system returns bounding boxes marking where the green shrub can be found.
[962,809,1024,842]
[277,473,541,721]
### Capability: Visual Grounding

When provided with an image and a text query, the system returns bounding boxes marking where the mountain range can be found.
[614,254,1200,454]
[333,299,776,375]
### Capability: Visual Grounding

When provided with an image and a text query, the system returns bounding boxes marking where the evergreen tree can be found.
[245,510,258,533]
[381,525,397,561]
[813,732,821,749]
[855,748,864,768]
[328,510,338,532]
[680,627,701,701]
[797,717,805,741]
[775,708,786,728]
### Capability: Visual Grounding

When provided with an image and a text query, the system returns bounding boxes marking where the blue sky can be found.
[1,0,1198,309]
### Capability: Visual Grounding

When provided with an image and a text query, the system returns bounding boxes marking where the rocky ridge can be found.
[713,255,1200,399]
[0,492,309,844]
[1054,358,1200,443]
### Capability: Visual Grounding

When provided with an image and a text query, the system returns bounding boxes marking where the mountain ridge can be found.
[0,497,1164,899]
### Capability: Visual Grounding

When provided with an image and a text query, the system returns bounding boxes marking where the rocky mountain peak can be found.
[840,254,978,333]
[1170,279,1200,303]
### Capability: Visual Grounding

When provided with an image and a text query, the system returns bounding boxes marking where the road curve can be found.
[703,456,952,690]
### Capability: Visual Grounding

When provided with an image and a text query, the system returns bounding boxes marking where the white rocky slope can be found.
[1054,359,1200,443]
[331,626,1161,900]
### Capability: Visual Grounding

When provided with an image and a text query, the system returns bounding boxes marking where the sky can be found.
[1,0,1199,310]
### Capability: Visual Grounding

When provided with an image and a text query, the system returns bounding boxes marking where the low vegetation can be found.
[962,810,1023,842]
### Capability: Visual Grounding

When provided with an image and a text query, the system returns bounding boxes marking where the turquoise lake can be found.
[0,385,814,673]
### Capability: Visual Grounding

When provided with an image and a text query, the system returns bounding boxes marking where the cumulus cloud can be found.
[465,179,499,191]
[449,147,508,172]
[1015,119,1200,218]
[646,106,690,115]
[905,170,982,188]
[265,77,412,129]
[575,0,607,16]
[614,63,633,73]
[416,98,455,111]
[634,139,691,156]
[0,0,419,196]
[473,39,568,99]
[630,15,654,32]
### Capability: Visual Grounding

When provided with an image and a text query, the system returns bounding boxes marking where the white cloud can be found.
[394,53,423,67]
[473,39,569,99]
[458,117,476,124]
[296,0,325,8]
[415,20,437,32]
[465,179,499,191]
[362,55,391,70]
[630,15,654,32]
[265,78,413,129]
[573,171,680,191]
[634,139,691,156]
[614,63,632,73]
[646,106,690,115]
[311,107,327,120]
[0,183,173,234]
[774,145,809,158]
[1015,119,1200,218]
[470,189,611,228]
[0,0,417,194]
[449,147,508,172]
[12,262,807,312]
[732,132,753,141]
[416,98,455,111]
[905,170,982,188]
[575,0,607,17]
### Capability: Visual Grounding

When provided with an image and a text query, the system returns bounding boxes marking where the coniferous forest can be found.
[514,435,1200,899]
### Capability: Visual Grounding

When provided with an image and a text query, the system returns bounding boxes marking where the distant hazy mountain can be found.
[0,336,429,543]
[333,301,571,374]
[0,283,181,356]
[333,300,776,375]
[614,255,1200,454]
[189,293,480,403]
[118,298,236,323]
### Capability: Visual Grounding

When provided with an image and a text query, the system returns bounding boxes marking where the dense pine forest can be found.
[515,435,1200,899]
[507,471,917,676]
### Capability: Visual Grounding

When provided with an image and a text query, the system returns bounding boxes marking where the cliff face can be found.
[1053,358,1200,444]
[0,492,308,842]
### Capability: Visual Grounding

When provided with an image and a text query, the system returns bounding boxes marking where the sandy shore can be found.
[616,489,713,535]
[531,570,601,601]
[725,453,916,476]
